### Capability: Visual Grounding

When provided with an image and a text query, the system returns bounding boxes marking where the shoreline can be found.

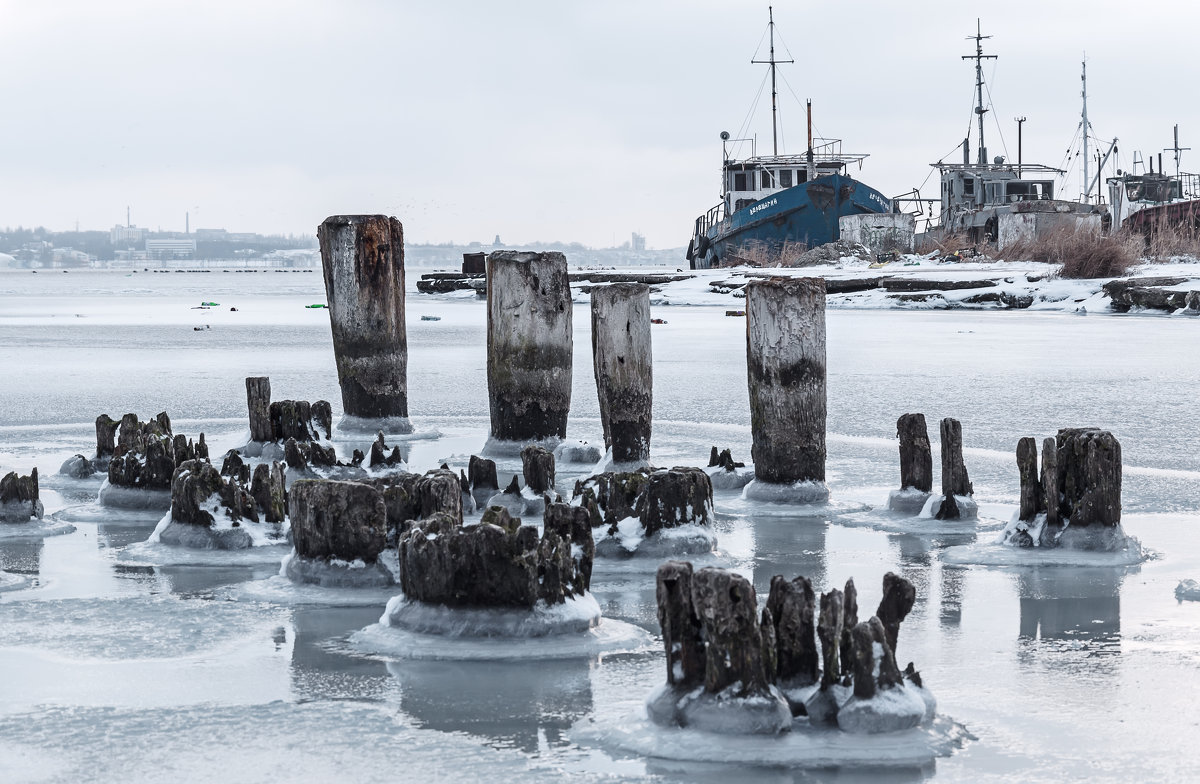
[417,254,1200,316]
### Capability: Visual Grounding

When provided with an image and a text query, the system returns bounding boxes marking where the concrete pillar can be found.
[485,251,572,448]
[744,277,827,499]
[590,283,653,466]
[317,215,411,433]
[245,377,272,442]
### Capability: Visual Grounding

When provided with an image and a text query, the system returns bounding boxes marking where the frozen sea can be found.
[2,267,1200,782]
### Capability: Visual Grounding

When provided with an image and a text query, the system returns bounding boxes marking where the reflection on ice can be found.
[1017,568,1123,648]
[387,656,593,753]
[289,605,393,702]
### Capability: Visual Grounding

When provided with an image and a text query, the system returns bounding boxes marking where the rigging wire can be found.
[730,68,772,159]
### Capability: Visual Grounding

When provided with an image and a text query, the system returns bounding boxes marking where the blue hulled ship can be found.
[686,9,891,270]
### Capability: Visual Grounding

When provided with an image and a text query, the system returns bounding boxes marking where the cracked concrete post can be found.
[317,215,412,434]
[485,251,572,450]
[745,277,827,497]
[591,282,652,466]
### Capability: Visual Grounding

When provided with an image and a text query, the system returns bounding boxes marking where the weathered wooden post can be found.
[744,277,828,502]
[1016,436,1041,521]
[935,417,974,519]
[485,251,573,451]
[889,413,933,513]
[317,215,412,433]
[591,282,653,466]
[1055,428,1122,527]
[245,377,272,442]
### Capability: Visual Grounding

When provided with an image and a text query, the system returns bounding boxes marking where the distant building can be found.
[110,225,146,245]
[631,232,646,251]
[145,238,196,259]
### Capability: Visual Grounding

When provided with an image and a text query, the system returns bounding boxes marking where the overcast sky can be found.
[1,1,1195,248]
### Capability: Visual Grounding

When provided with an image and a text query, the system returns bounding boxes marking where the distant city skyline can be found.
[2,1,1196,248]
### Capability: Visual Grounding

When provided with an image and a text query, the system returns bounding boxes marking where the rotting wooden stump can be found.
[1054,428,1122,527]
[897,413,933,492]
[935,417,973,520]
[745,277,827,486]
[317,215,412,432]
[245,377,272,442]
[289,479,388,563]
[521,445,556,495]
[95,414,118,460]
[765,574,819,686]
[691,567,769,695]
[1016,436,1042,521]
[590,282,653,464]
[486,251,573,444]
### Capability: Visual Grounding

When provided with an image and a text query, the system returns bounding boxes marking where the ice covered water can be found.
[3,269,1200,781]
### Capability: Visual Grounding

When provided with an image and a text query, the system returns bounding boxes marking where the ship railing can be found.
[694,202,727,240]
[1181,172,1200,200]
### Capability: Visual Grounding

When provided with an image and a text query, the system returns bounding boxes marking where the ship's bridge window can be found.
[734,172,748,191]
[780,170,792,188]
[1006,181,1054,200]
[962,178,975,196]
[761,170,772,189]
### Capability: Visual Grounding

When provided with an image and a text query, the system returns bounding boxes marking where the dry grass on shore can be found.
[1144,222,1200,259]
[998,226,1141,279]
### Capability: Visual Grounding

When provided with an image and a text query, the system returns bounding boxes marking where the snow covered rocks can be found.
[485,250,573,451]
[388,501,598,636]
[887,414,933,514]
[1003,427,1130,551]
[99,411,208,509]
[285,479,394,587]
[590,282,653,468]
[0,468,43,522]
[649,564,935,737]
[744,277,829,504]
[318,215,414,434]
[155,458,289,550]
[572,467,715,556]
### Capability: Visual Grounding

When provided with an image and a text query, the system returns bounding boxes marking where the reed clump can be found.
[999,226,1140,279]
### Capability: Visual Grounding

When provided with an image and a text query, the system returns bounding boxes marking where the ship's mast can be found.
[963,19,996,166]
[1165,124,1189,179]
[752,6,793,157]
[1081,58,1090,201]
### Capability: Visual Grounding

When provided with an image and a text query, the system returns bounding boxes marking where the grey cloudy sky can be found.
[1,0,1194,248]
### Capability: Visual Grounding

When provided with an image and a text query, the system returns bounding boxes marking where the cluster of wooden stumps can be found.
[1008,427,1124,548]
[888,413,975,519]
[651,563,930,735]
[0,468,42,523]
